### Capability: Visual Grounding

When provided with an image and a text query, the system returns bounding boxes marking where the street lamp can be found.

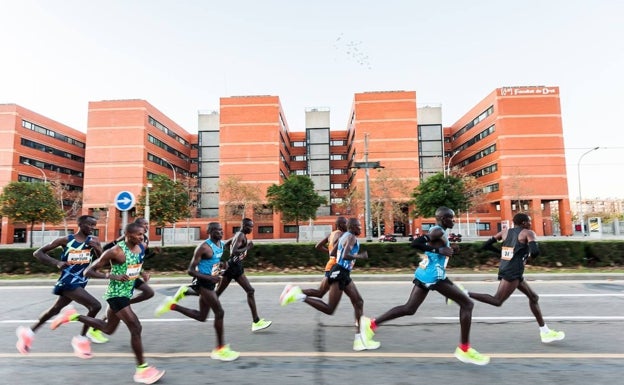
[354,133,383,242]
[577,146,599,236]
[445,150,459,177]
[145,183,152,224]
[25,161,47,244]
[162,158,177,244]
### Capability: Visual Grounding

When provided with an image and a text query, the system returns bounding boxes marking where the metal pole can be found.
[162,158,177,244]
[445,150,459,177]
[577,146,599,235]
[364,134,373,242]
[145,183,152,224]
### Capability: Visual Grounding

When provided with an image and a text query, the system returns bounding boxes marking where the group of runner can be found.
[15,207,565,383]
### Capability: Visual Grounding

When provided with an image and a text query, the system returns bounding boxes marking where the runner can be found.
[154,222,239,361]
[359,207,490,365]
[467,212,565,344]
[48,222,165,384]
[16,215,102,359]
[280,217,379,351]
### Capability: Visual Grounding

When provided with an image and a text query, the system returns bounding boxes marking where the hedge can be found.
[1,239,622,275]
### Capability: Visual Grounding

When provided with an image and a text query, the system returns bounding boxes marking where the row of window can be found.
[148,116,189,147]
[458,144,497,168]
[20,157,84,178]
[452,105,494,141]
[291,140,348,147]
[21,138,85,163]
[148,134,190,162]
[17,174,82,192]
[472,163,498,178]
[22,119,85,149]
[454,124,495,154]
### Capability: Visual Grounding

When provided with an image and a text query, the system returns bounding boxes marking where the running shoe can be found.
[210,344,240,361]
[541,329,565,343]
[86,327,109,344]
[172,285,189,302]
[279,284,293,303]
[15,326,35,354]
[280,285,303,306]
[154,296,177,317]
[454,347,490,365]
[50,307,78,330]
[359,316,375,341]
[353,335,366,351]
[133,365,166,384]
[71,336,93,359]
[251,318,272,332]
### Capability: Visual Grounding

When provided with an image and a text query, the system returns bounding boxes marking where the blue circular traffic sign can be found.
[114,191,136,211]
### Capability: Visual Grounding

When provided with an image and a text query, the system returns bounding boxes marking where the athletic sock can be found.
[459,343,470,352]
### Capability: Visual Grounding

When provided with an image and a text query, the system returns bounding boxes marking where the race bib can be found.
[419,255,430,269]
[126,263,142,280]
[67,250,91,265]
[211,262,222,276]
[501,246,514,261]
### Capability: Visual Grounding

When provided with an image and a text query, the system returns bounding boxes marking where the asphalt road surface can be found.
[1,277,623,385]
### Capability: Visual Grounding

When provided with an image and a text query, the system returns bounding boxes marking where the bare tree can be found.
[220,176,262,220]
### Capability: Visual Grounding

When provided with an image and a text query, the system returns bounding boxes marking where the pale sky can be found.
[1,0,622,200]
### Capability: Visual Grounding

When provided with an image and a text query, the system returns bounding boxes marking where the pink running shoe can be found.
[71,336,93,359]
[16,326,35,354]
[50,307,78,330]
[133,366,166,384]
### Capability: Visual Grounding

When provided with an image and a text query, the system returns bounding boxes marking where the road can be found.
[1,277,623,385]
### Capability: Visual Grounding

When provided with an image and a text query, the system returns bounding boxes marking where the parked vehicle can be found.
[379,234,397,242]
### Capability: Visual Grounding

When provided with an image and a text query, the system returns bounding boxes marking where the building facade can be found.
[0,86,575,245]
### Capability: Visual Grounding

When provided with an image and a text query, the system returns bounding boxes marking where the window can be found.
[291,155,307,161]
[476,222,491,231]
[330,169,347,174]
[330,154,346,160]
[292,141,306,147]
[330,140,347,146]
[258,226,273,234]
[283,225,298,233]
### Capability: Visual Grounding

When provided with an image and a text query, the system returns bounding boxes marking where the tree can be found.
[266,175,327,242]
[410,172,470,218]
[0,181,65,247]
[220,176,261,220]
[135,174,190,246]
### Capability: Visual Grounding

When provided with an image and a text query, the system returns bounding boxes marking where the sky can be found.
[1,0,622,200]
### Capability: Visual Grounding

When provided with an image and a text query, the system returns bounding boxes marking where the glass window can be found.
[283,225,298,233]
[258,226,273,234]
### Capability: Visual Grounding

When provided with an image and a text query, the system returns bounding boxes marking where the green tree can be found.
[410,172,469,218]
[135,174,190,246]
[0,181,64,247]
[266,175,327,242]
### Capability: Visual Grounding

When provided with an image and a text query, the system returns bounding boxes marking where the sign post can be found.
[114,191,136,236]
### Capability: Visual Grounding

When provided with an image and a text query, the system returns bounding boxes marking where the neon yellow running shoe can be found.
[454,347,490,365]
[86,327,109,344]
[210,344,240,361]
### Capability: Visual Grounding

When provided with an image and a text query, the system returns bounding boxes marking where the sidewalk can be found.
[2,272,623,286]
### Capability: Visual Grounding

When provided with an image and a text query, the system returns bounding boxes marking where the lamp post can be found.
[25,161,47,244]
[145,183,152,224]
[577,146,599,236]
[162,158,177,244]
[354,133,383,242]
[445,150,459,177]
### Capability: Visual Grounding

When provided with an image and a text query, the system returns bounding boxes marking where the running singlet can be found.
[414,225,449,284]
[104,241,145,300]
[323,229,342,271]
[336,232,359,271]
[198,239,224,276]
[54,234,94,291]
[498,227,528,280]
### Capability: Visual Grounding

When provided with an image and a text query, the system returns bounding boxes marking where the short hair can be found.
[134,217,148,225]
[242,218,253,225]
[125,222,144,234]
[513,213,530,226]
[208,222,221,232]
[335,216,347,226]
[78,215,96,225]
[435,207,454,220]
[347,217,360,231]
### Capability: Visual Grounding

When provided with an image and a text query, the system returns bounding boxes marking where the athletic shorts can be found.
[327,264,352,290]
[190,277,217,291]
[413,277,453,291]
[106,296,131,313]
[223,260,244,280]
[52,281,87,296]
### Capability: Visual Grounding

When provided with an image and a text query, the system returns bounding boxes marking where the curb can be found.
[1,273,623,287]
